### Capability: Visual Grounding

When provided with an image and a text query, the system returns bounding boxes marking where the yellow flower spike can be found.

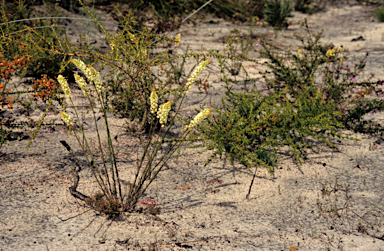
[337,46,342,52]
[87,65,104,94]
[57,75,72,99]
[74,74,89,97]
[298,48,302,54]
[157,100,173,127]
[340,56,345,62]
[185,108,213,131]
[60,111,73,127]
[150,89,158,114]
[71,59,93,81]
[185,60,212,94]
[175,33,181,48]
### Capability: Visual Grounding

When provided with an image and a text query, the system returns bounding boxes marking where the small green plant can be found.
[218,29,254,76]
[369,142,381,151]
[263,0,294,30]
[374,6,384,22]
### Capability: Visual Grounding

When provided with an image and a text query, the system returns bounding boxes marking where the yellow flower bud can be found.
[185,60,211,94]
[87,65,104,94]
[157,100,173,127]
[185,108,212,130]
[57,75,72,99]
[150,89,158,114]
[175,34,181,48]
[60,111,73,127]
[74,74,89,97]
[298,48,302,54]
[71,59,93,82]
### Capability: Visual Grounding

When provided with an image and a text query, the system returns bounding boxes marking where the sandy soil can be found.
[1,1,384,250]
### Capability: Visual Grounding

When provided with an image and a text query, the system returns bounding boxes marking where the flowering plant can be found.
[35,58,212,217]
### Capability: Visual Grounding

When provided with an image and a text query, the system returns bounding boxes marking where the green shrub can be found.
[263,0,294,30]
[374,6,384,22]
[190,75,358,198]
[260,19,384,139]
[192,78,357,170]
[189,19,384,198]
[295,0,312,12]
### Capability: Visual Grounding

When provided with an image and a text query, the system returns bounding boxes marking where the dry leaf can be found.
[175,185,190,190]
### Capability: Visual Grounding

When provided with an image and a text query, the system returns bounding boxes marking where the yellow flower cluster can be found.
[141,47,147,58]
[57,75,72,99]
[71,59,104,94]
[185,108,212,130]
[74,74,89,97]
[157,100,173,127]
[185,60,211,94]
[150,89,158,114]
[88,65,104,93]
[127,31,135,42]
[298,48,302,54]
[60,111,73,127]
[326,48,336,57]
[148,57,212,130]
[110,41,115,51]
[71,59,92,80]
[326,46,343,59]
[175,34,181,48]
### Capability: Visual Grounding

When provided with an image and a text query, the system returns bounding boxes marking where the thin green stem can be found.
[87,89,114,197]
[141,129,191,197]
[98,90,122,199]
[136,124,164,190]
[66,97,109,197]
